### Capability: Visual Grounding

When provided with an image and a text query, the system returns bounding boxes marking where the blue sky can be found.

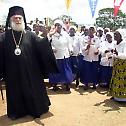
[0,0,126,25]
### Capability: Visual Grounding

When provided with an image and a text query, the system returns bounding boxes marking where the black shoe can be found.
[52,85,58,91]
[9,116,18,120]
[92,85,96,89]
[33,115,40,119]
[110,97,114,100]
[8,115,20,120]
[103,85,109,88]
[66,85,70,91]
[83,85,88,90]
[75,79,79,87]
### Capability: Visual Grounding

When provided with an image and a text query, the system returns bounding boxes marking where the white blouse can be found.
[51,31,72,59]
[99,41,115,66]
[82,35,100,62]
[68,35,81,56]
[114,40,126,59]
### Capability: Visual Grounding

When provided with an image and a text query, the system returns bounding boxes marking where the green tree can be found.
[53,15,77,26]
[95,8,126,31]
[58,15,72,22]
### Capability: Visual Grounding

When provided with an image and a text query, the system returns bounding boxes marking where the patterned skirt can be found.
[109,58,126,99]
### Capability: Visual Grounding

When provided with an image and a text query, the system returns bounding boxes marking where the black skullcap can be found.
[5,6,27,30]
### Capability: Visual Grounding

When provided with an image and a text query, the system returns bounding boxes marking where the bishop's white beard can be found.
[10,20,25,31]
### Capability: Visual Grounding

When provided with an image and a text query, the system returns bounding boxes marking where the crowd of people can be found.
[26,16,126,102]
[0,6,126,120]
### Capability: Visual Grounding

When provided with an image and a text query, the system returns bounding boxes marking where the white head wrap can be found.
[69,25,77,31]
[104,28,110,32]
[106,32,113,38]
[106,32,114,41]
[89,26,96,32]
[54,19,63,27]
[116,29,126,40]
[97,27,104,31]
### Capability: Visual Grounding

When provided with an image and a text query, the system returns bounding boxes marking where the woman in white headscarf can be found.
[49,20,74,91]
[109,29,126,102]
[99,32,115,88]
[68,25,81,87]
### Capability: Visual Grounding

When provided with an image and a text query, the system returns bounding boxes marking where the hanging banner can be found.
[114,0,124,16]
[88,0,98,18]
[65,0,72,11]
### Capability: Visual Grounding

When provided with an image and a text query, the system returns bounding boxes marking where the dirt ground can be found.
[0,80,126,126]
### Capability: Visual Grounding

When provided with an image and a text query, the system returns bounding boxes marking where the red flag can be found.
[114,0,124,16]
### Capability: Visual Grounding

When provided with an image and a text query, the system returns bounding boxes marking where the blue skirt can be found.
[49,58,74,84]
[80,60,99,84]
[70,56,79,74]
[99,65,112,85]
[78,55,84,73]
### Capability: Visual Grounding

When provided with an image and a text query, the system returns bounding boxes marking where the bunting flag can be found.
[114,0,124,16]
[65,0,72,11]
[88,0,98,18]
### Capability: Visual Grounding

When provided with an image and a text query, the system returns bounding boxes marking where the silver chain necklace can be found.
[12,30,23,56]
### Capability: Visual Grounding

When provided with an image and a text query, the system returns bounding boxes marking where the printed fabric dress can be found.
[109,58,126,101]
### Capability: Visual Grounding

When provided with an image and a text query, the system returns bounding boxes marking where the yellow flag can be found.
[65,0,72,10]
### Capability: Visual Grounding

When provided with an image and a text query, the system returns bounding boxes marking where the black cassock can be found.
[0,30,58,118]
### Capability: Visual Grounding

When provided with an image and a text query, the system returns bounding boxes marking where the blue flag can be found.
[88,0,98,18]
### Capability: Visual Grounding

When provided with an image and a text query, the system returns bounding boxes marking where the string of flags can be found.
[88,0,98,18]
[65,0,72,11]
[65,0,125,18]
[114,0,124,17]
